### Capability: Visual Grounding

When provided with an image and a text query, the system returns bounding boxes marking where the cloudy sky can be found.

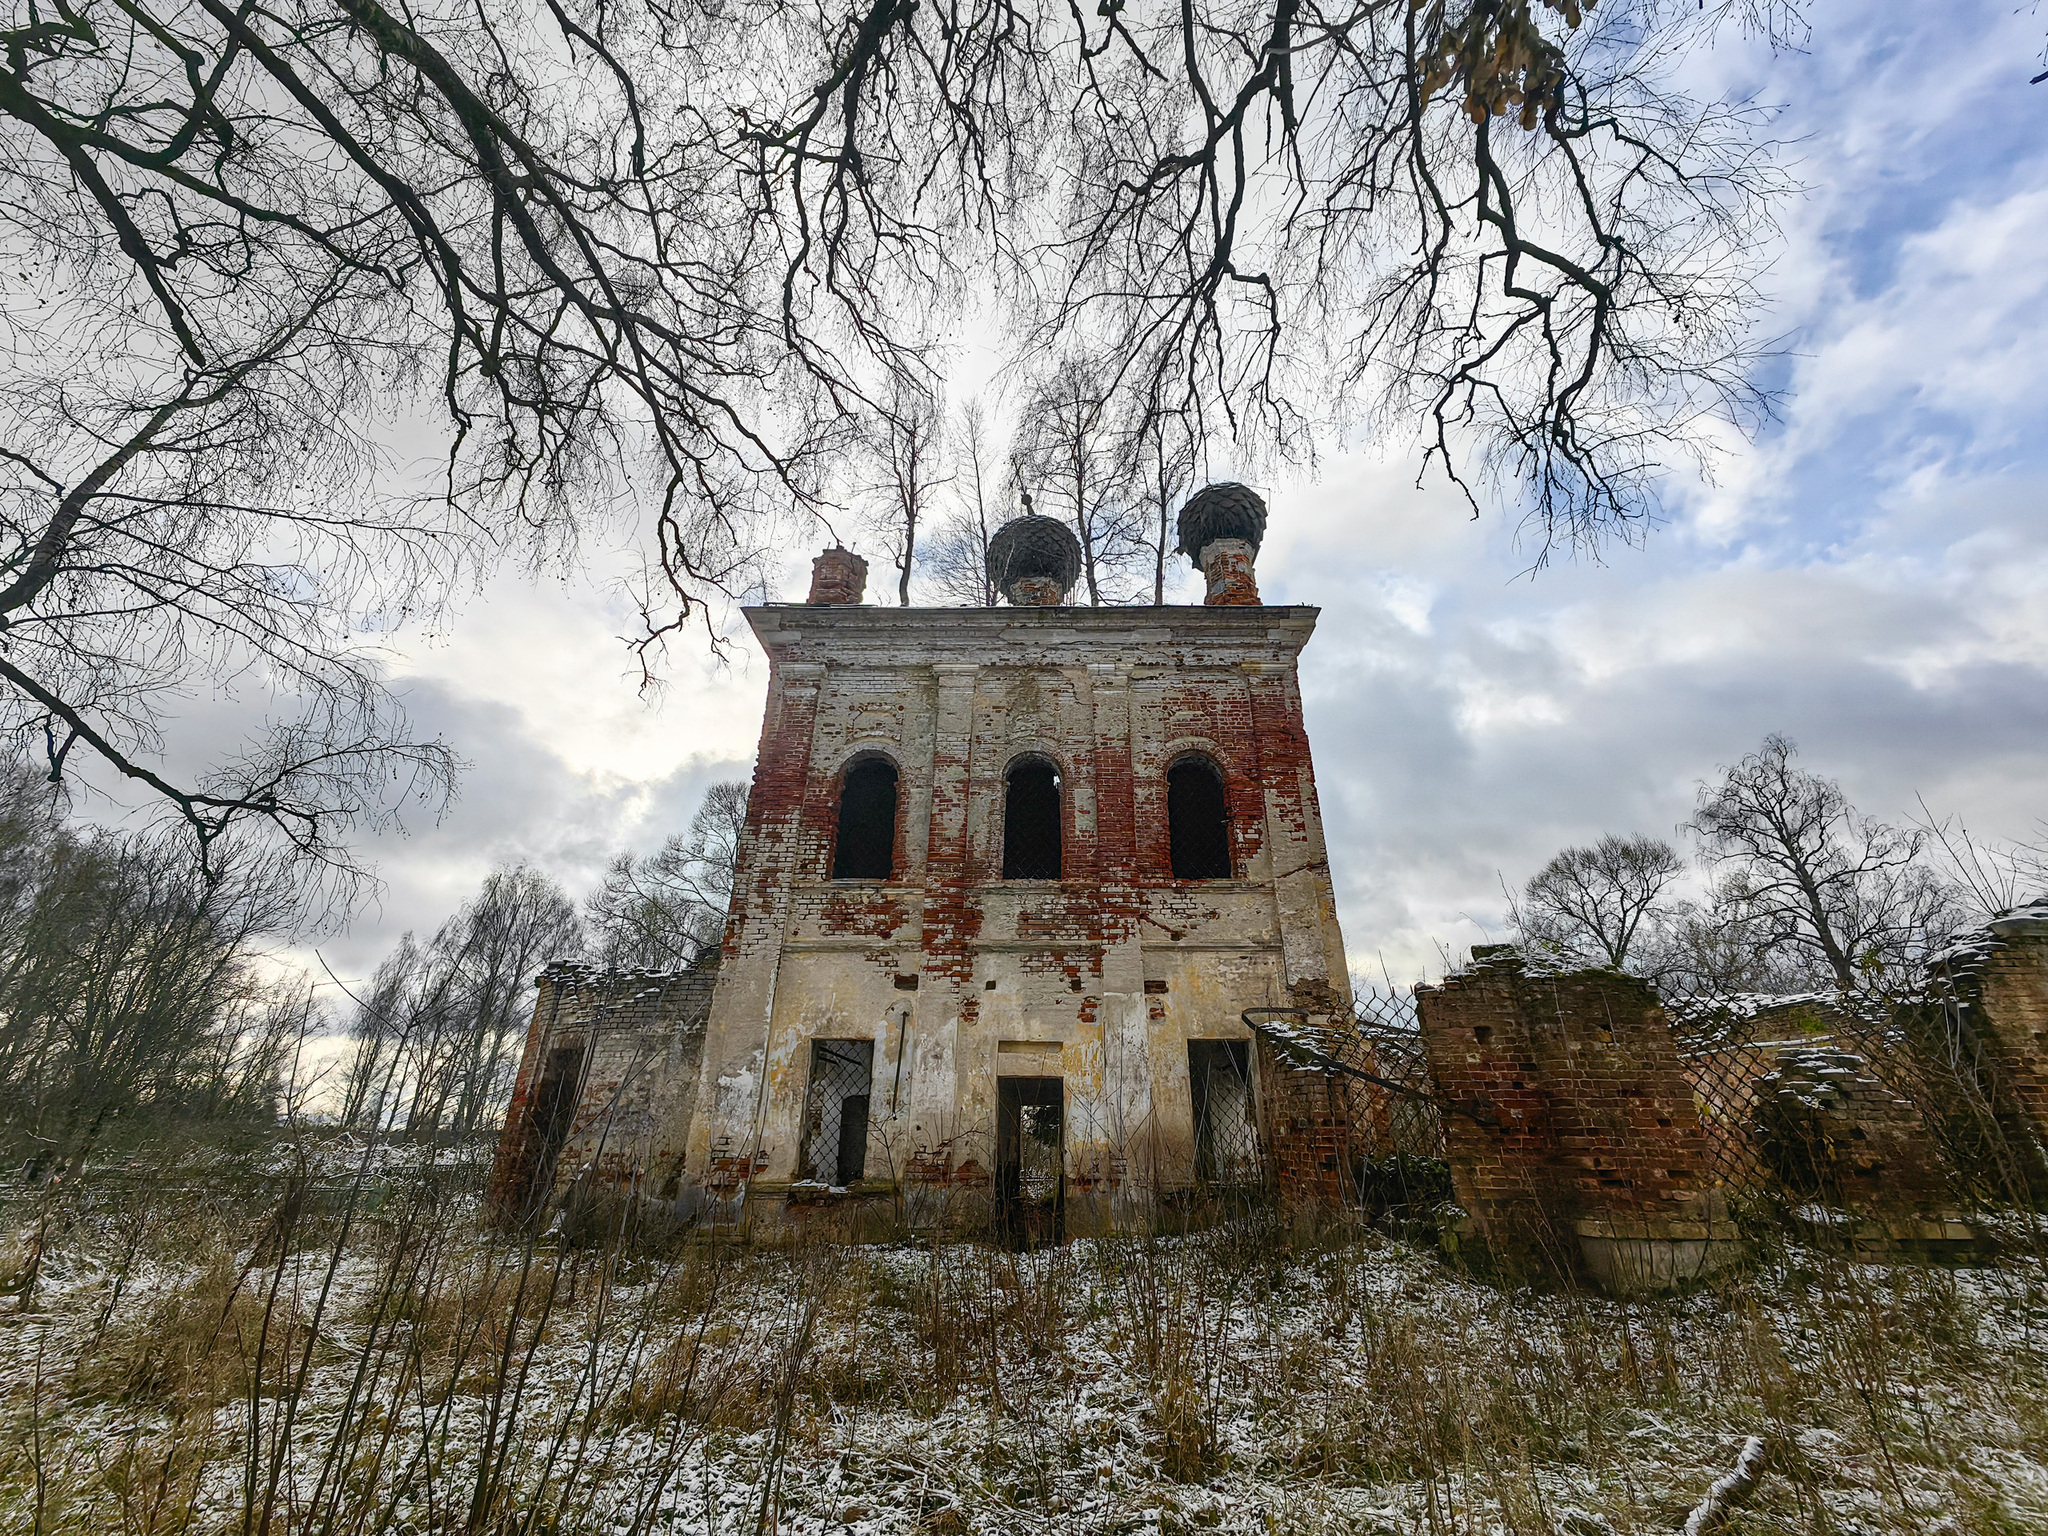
[275,1,2047,998]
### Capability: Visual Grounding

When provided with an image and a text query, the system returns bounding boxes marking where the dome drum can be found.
[1175,483,1267,606]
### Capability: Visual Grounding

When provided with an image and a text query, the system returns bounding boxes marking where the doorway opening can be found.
[996,1075,1065,1246]
[1188,1039,1260,1188]
[505,1041,587,1219]
[799,1039,874,1186]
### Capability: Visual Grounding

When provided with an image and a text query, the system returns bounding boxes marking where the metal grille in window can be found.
[799,1039,874,1186]
[1168,758,1231,879]
[1002,757,1062,879]
[1188,1040,1260,1185]
[833,758,898,879]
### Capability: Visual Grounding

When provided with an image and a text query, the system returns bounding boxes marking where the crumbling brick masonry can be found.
[1415,947,1732,1287]
[488,955,718,1221]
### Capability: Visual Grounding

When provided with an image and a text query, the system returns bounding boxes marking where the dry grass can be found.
[0,1142,2044,1535]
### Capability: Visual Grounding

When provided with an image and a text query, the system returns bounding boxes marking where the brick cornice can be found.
[747,603,1319,669]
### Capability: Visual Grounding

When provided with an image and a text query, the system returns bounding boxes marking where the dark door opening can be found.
[1188,1039,1259,1187]
[510,1042,587,1218]
[800,1039,875,1186]
[996,1076,1065,1246]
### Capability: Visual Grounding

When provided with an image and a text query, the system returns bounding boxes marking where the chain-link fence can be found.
[1248,963,2046,1222]
[1664,971,2043,1212]
[1246,989,1452,1216]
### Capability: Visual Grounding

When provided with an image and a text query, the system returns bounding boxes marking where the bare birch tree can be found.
[0,0,866,879]
[1513,833,1686,970]
[864,385,949,606]
[585,781,751,970]
[0,761,307,1172]
[340,863,581,1136]
[923,401,1008,607]
[1013,360,1151,604]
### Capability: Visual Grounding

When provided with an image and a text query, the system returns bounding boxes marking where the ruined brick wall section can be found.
[1260,1045,1366,1206]
[1413,952,1556,1228]
[735,663,827,942]
[1926,918,2048,1196]
[1415,950,1714,1233]
[486,970,569,1215]
[1754,1047,1951,1206]
[487,961,718,1218]
[1965,927,2048,1146]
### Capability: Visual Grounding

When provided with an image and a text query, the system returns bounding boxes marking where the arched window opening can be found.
[1168,758,1232,879]
[1002,758,1062,880]
[832,758,898,879]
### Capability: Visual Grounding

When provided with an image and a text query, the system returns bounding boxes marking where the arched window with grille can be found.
[1002,756,1062,880]
[1167,756,1231,879]
[832,757,898,879]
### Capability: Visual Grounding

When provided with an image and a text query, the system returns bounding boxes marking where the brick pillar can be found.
[1925,902,2048,1199]
[1086,662,1148,1214]
[1416,948,1732,1289]
[908,662,982,1196]
[807,546,867,604]
[1196,538,1261,605]
[487,969,567,1220]
[1262,1047,1365,1207]
[1241,659,1345,994]
[683,659,824,1189]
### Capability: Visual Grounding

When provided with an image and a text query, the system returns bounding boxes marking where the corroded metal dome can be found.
[986,514,1082,594]
[1175,482,1267,567]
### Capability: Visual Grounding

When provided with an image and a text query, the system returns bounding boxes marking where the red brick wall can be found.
[1261,1044,1369,1206]
[806,547,867,604]
[1415,948,1715,1235]
[1927,924,2048,1199]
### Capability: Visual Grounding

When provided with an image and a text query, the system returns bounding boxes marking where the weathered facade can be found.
[678,496,1354,1230]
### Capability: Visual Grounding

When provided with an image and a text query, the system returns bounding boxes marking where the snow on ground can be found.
[1,1146,2044,1535]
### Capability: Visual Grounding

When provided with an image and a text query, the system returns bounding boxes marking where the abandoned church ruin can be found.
[489,487,2048,1279]
[492,485,1360,1238]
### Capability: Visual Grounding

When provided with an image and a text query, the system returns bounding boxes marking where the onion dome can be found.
[986,514,1083,600]
[1174,482,1267,567]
